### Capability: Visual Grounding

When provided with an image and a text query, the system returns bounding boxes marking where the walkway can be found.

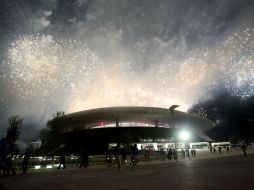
[0,150,253,190]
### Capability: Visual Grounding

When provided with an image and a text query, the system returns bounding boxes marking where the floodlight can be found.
[34,165,41,169]
[46,165,53,169]
[179,131,190,141]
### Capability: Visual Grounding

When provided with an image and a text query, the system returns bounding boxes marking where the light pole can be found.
[169,105,179,128]
[169,105,179,149]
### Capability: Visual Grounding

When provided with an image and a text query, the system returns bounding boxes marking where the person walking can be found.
[79,148,89,168]
[130,144,139,169]
[209,146,213,154]
[193,148,196,157]
[105,148,112,164]
[186,148,190,158]
[213,147,216,153]
[58,153,66,169]
[107,143,121,170]
[6,153,15,176]
[181,149,185,159]
[241,142,247,156]
[121,145,128,166]
[191,148,194,157]
[173,149,178,161]
[218,146,222,154]
[0,139,9,176]
[226,146,230,154]
[160,147,165,161]
[167,147,172,160]
[144,148,150,161]
[22,148,31,173]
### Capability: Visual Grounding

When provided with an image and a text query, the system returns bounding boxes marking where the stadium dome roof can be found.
[60,106,214,133]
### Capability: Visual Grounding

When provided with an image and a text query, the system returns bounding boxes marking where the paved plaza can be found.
[1,152,253,190]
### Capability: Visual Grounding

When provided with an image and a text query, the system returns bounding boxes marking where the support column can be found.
[116,118,119,127]
[154,120,158,127]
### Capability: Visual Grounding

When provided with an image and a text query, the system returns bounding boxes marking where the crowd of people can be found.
[0,145,32,176]
[158,146,198,161]
[210,145,232,154]
[106,143,139,170]
[1,141,251,177]
[0,127,23,176]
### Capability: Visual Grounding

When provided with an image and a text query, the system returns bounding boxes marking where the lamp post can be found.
[169,105,179,149]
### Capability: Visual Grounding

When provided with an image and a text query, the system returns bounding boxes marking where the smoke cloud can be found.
[0,0,253,140]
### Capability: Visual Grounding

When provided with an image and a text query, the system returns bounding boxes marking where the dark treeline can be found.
[189,91,254,142]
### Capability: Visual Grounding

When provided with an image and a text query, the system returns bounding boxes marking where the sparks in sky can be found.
[5,34,102,100]
[222,28,254,98]
[188,104,208,119]
[2,27,254,114]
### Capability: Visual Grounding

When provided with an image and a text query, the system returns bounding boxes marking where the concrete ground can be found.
[1,151,254,190]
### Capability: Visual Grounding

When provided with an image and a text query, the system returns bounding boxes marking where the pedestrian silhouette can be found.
[79,148,89,168]
[58,153,66,169]
[144,148,150,160]
[213,147,216,153]
[167,147,172,160]
[107,143,121,170]
[218,147,222,154]
[130,144,139,169]
[105,148,112,164]
[22,148,31,173]
[186,148,190,158]
[181,149,185,159]
[160,147,165,161]
[192,148,196,157]
[226,146,230,154]
[241,142,247,156]
[121,145,128,165]
[173,149,178,161]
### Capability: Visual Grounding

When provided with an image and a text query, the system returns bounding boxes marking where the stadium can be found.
[59,106,214,154]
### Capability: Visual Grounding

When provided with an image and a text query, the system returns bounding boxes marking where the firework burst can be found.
[2,27,254,114]
[187,104,208,118]
[221,28,254,98]
[5,34,103,99]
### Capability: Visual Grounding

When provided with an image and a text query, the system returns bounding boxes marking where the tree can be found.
[39,111,65,154]
[7,115,23,143]
[0,115,23,156]
[190,91,254,140]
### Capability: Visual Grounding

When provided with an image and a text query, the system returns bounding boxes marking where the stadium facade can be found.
[59,107,214,154]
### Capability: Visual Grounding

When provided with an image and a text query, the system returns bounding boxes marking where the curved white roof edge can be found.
[61,106,215,131]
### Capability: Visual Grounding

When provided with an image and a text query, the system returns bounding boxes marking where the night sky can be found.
[0,0,254,141]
